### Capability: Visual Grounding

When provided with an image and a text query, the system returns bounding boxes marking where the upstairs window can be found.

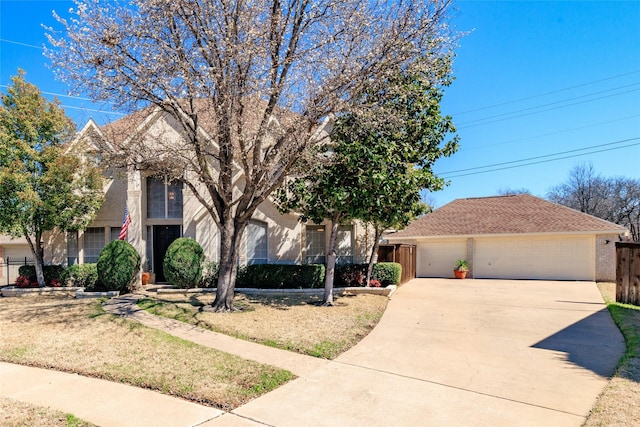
[147,177,183,219]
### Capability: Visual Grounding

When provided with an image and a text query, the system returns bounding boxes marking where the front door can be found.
[153,225,181,282]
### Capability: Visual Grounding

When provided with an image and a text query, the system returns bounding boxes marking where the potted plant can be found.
[453,259,468,279]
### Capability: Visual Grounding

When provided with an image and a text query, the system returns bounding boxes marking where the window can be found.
[147,177,183,219]
[305,225,326,264]
[67,231,78,266]
[247,220,268,264]
[83,227,105,263]
[336,225,354,264]
[110,227,121,242]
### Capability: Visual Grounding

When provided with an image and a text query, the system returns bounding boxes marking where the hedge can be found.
[61,264,99,289]
[236,264,325,289]
[335,263,402,287]
[18,264,66,286]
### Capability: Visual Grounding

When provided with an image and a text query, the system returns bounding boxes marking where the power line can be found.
[465,114,640,151]
[439,137,640,177]
[457,87,640,129]
[452,69,640,116]
[61,105,125,116]
[0,38,43,50]
[0,84,94,102]
[0,84,123,116]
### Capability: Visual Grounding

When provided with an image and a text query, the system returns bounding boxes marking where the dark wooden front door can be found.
[153,225,181,282]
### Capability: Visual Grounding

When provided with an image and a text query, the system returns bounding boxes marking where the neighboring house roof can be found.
[387,194,627,239]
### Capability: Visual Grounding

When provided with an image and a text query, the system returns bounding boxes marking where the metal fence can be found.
[1,257,34,286]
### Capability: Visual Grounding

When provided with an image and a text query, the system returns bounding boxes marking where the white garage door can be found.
[417,240,467,278]
[474,236,595,281]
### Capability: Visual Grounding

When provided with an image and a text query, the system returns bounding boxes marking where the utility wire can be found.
[457,83,640,127]
[452,69,640,116]
[465,114,640,151]
[457,87,640,129]
[439,137,640,178]
[0,38,43,50]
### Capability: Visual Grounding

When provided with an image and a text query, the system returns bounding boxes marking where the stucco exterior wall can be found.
[595,233,619,282]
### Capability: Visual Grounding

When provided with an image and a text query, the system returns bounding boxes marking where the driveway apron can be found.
[232,279,625,426]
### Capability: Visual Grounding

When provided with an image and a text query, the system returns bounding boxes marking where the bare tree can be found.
[47,0,456,311]
[548,163,640,241]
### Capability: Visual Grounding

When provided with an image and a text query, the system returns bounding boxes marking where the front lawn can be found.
[0,295,293,411]
[138,292,388,359]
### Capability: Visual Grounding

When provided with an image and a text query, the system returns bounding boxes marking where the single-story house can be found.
[384,194,628,282]
[0,107,376,284]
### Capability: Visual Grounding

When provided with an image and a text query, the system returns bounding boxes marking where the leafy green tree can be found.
[0,71,104,286]
[278,58,457,304]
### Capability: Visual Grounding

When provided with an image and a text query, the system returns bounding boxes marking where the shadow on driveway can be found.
[532,308,625,377]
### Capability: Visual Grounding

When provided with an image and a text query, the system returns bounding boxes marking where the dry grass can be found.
[0,295,293,411]
[584,283,640,426]
[0,398,95,427]
[138,292,388,359]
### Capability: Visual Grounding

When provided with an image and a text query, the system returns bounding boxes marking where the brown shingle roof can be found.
[99,97,301,147]
[389,194,627,238]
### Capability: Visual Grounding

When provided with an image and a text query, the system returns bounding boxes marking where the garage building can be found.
[384,195,628,282]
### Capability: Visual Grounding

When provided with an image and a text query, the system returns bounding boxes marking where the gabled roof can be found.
[387,194,627,239]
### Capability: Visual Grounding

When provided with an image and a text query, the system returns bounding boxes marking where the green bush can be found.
[62,264,98,289]
[236,264,325,289]
[200,261,219,288]
[373,262,402,286]
[163,238,205,289]
[18,264,66,286]
[97,240,141,292]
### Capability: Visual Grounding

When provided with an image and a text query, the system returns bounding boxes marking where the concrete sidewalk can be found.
[1,279,626,426]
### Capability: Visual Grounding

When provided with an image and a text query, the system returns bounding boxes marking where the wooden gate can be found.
[616,242,640,305]
[377,244,416,284]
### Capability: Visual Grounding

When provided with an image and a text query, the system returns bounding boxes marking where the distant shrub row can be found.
[13,236,401,292]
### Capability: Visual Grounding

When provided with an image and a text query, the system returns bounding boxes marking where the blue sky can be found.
[1,1,639,207]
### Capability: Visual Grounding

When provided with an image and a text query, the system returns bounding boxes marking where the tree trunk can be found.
[323,215,341,306]
[24,233,46,287]
[365,224,384,286]
[212,218,246,312]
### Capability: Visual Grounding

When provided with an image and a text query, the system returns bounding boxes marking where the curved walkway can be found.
[1,279,626,426]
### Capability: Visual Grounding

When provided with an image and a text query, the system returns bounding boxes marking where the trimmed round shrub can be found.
[97,240,141,292]
[163,238,205,289]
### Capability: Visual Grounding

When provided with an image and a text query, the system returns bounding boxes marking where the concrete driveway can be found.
[231,279,625,426]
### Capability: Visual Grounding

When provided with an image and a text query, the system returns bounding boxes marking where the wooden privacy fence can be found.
[616,242,640,305]
[377,244,416,284]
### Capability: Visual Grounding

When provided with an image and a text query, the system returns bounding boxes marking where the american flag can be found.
[119,205,131,240]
